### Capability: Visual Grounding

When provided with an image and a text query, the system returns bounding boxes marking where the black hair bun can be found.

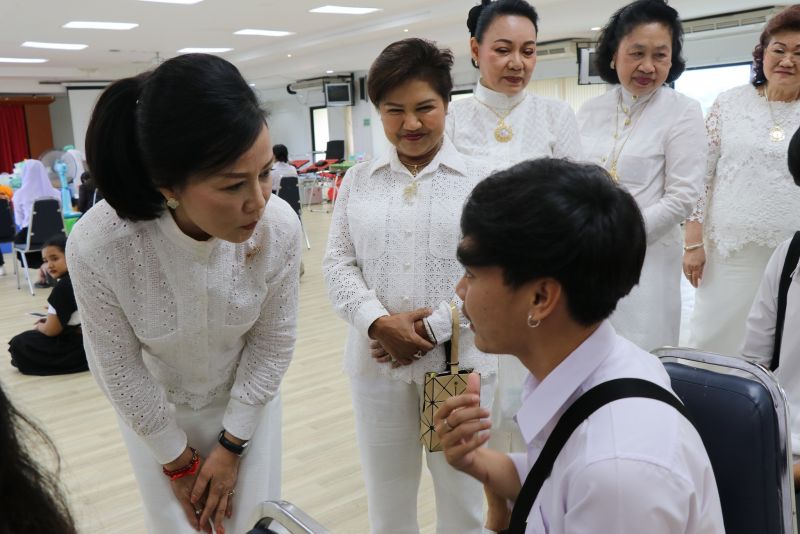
[467,0,492,36]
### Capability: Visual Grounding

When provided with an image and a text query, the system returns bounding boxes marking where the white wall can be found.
[49,95,74,149]
[267,99,314,159]
[66,86,105,154]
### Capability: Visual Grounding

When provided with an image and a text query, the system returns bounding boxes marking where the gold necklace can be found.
[765,91,787,142]
[474,95,525,143]
[607,91,651,183]
[398,145,439,201]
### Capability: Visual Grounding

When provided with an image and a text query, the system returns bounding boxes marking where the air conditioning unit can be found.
[536,40,579,61]
[287,74,352,95]
[683,6,784,39]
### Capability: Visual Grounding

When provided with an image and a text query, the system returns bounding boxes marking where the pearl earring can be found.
[527,315,540,329]
[166,198,180,210]
[610,59,616,70]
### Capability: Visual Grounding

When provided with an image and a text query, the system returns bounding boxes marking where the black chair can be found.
[0,197,14,273]
[654,347,796,534]
[14,198,66,296]
[247,500,330,534]
[277,176,310,250]
[324,140,345,162]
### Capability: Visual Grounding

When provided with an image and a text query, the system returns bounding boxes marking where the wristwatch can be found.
[218,430,249,456]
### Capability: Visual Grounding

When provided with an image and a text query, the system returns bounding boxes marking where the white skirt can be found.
[118,394,282,534]
[688,243,774,355]
[610,238,682,352]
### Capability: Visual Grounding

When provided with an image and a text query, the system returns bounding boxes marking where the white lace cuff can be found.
[143,420,188,465]
[427,301,454,344]
[222,397,266,441]
[354,299,390,339]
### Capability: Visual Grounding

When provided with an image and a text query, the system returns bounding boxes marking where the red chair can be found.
[290,159,310,170]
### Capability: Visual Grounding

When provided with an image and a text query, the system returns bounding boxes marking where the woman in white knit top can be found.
[68,54,301,534]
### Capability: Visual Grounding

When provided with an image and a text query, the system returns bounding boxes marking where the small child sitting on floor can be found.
[8,235,88,375]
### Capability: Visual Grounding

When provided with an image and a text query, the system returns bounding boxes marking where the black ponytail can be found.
[85,53,266,221]
[85,73,162,221]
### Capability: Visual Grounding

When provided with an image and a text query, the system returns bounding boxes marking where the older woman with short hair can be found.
[323,38,496,533]
[577,0,706,351]
[686,5,800,355]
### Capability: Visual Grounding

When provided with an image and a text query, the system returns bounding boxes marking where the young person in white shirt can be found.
[68,54,301,534]
[577,0,706,352]
[435,158,724,533]
[743,125,800,493]
[270,144,298,195]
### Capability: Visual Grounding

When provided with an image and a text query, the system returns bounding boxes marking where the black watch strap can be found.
[218,430,248,455]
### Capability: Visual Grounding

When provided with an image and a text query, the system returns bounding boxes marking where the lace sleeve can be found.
[224,212,301,440]
[67,241,186,464]
[322,167,389,336]
[553,102,584,161]
[688,97,722,223]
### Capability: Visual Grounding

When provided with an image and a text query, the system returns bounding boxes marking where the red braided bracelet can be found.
[162,447,200,481]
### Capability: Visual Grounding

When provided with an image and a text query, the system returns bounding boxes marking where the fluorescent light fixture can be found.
[590,26,601,31]
[137,0,203,3]
[326,70,334,73]
[309,5,380,15]
[235,29,294,37]
[63,21,138,30]
[0,57,48,63]
[403,28,409,32]
[177,47,233,53]
[287,53,293,58]
[22,41,87,50]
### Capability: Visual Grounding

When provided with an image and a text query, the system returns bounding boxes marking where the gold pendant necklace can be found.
[398,144,439,201]
[607,92,649,183]
[474,95,525,143]
[765,87,790,142]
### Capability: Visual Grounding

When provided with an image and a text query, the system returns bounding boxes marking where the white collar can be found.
[474,79,528,109]
[155,207,219,262]
[515,321,617,445]
[368,135,469,178]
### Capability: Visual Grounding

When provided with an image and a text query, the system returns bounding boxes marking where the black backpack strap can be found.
[772,231,800,371]
[502,378,690,534]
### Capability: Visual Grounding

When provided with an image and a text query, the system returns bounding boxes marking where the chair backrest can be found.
[277,176,301,217]
[248,500,331,534]
[653,348,796,534]
[0,197,15,242]
[325,140,345,162]
[26,198,66,250]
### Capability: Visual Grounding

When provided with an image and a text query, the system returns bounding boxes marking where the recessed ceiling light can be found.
[590,26,601,31]
[0,57,48,63]
[326,70,334,73]
[309,5,380,15]
[177,47,233,53]
[63,21,138,30]
[249,83,256,87]
[137,0,203,3]
[234,29,295,37]
[403,28,409,33]
[22,41,88,51]
[287,53,293,58]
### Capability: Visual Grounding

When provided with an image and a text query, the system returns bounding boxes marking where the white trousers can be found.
[350,374,496,534]
[689,244,774,355]
[118,394,282,534]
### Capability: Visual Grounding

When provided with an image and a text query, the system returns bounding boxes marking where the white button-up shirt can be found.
[68,198,302,463]
[743,237,800,457]
[509,321,724,533]
[322,137,497,384]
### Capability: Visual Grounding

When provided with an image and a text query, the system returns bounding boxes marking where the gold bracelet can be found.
[683,242,704,252]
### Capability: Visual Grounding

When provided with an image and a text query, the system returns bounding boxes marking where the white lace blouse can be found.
[578,86,707,245]
[689,84,800,256]
[322,137,497,384]
[445,81,583,165]
[67,198,302,464]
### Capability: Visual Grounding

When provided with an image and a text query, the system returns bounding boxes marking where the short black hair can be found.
[458,158,646,326]
[594,0,686,85]
[43,234,67,253]
[273,144,289,163]
[468,0,539,40]
[85,53,267,221]
[789,126,800,186]
[367,38,454,106]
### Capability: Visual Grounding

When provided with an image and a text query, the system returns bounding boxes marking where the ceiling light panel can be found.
[235,29,295,37]
[63,21,139,30]
[177,47,233,53]
[309,5,380,15]
[0,57,48,63]
[22,41,88,50]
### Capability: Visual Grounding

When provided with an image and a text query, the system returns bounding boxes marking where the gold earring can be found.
[166,198,180,210]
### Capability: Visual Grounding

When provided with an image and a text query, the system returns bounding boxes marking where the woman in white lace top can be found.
[68,54,301,534]
[323,39,496,533]
[685,5,800,355]
[577,0,706,352]
[445,0,582,165]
